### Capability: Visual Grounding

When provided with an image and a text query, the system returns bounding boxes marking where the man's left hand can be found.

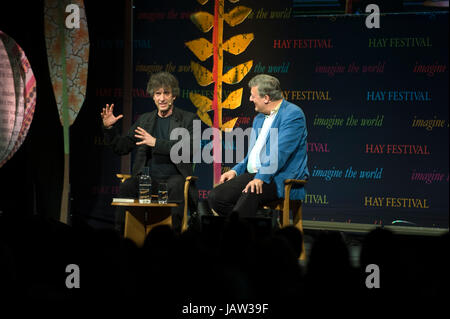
[243,178,264,194]
[135,126,156,147]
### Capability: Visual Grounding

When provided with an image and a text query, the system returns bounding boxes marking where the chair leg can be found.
[281,200,290,227]
[211,208,219,216]
[182,179,190,232]
[292,201,306,260]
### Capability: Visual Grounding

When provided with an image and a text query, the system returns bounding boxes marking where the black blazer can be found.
[103,107,198,177]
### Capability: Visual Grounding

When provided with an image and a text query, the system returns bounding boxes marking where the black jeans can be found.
[116,174,187,234]
[208,173,278,218]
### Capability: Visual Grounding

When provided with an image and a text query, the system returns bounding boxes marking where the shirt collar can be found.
[265,100,282,118]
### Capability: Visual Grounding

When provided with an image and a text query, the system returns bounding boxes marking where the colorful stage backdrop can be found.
[90,0,448,228]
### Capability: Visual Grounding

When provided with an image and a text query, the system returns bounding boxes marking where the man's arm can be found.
[255,110,305,183]
[104,112,145,155]
[231,154,249,176]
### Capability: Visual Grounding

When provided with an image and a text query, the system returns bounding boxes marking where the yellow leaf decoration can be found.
[190,92,212,127]
[223,33,254,55]
[222,88,243,109]
[190,92,212,113]
[222,60,253,84]
[189,93,212,126]
[190,11,214,33]
[221,117,239,132]
[185,38,213,61]
[187,0,255,184]
[195,108,213,126]
[223,6,252,27]
[191,61,214,86]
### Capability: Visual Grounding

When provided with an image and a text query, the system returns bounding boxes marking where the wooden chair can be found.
[116,174,198,232]
[263,179,308,260]
[210,178,308,259]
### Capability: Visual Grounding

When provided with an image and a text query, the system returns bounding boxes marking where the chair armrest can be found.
[284,179,307,186]
[183,176,198,197]
[116,173,132,183]
[284,179,307,202]
[185,176,198,182]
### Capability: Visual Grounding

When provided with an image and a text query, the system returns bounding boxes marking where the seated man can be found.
[208,74,309,218]
[101,72,198,233]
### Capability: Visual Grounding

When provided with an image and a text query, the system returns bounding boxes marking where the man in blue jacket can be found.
[208,74,309,218]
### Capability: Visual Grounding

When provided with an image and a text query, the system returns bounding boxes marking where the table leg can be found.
[124,207,173,246]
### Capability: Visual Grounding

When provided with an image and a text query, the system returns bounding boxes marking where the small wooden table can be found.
[111,199,179,246]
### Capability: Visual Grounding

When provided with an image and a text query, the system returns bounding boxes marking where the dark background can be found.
[0,0,126,226]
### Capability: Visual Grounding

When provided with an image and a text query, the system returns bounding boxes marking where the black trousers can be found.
[116,174,187,233]
[207,173,279,218]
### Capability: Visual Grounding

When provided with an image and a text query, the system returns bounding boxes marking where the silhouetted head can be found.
[275,226,303,259]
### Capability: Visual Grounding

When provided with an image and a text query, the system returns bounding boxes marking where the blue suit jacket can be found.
[232,100,309,200]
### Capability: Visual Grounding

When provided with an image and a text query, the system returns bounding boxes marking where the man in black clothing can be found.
[101,72,198,233]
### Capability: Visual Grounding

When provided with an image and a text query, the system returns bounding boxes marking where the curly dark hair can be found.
[146,72,180,97]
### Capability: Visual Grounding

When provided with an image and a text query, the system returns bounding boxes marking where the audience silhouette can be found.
[0,208,447,314]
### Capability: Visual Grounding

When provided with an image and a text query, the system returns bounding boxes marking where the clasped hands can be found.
[219,170,265,194]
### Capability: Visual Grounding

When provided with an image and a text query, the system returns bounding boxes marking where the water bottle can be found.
[139,167,152,203]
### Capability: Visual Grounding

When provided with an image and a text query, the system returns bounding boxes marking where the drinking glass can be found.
[158,182,168,204]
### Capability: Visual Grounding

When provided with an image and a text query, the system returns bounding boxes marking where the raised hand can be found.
[101,104,123,128]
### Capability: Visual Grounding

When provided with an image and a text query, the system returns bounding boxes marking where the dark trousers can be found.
[116,174,187,234]
[208,173,278,218]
